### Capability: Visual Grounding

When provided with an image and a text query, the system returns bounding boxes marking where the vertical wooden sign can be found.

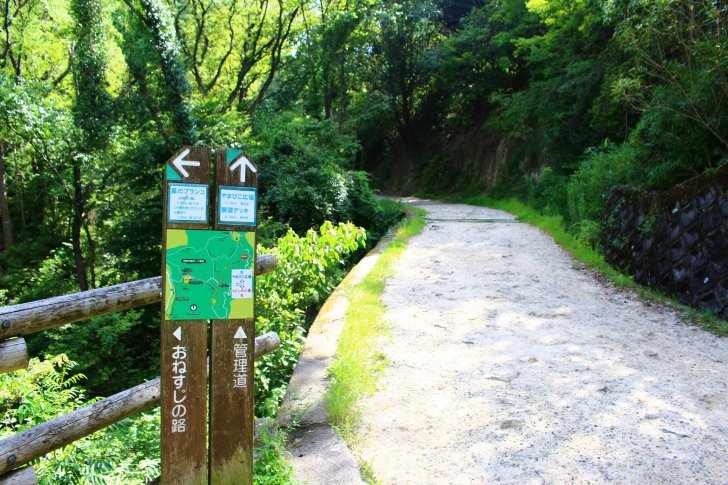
[209,149,258,484]
[161,147,211,485]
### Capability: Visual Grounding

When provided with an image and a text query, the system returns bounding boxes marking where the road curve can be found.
[357,199,728,484]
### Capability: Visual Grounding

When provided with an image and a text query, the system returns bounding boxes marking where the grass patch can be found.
[325,206,426,482]
[460,196,727,336]
[633,286,728,337]
[405,205,427,217]
[253,426,299,485]
[684,305,728,337]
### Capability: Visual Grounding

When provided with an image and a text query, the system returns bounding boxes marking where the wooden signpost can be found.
[161,147,210,485]
[210,150,257,484]
[161,147,258,484]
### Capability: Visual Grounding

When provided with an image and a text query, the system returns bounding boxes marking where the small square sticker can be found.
[231,269,254,299]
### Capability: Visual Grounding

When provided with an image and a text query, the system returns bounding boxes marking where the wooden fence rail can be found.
[0,466,35,484]
[0,254,276,379]
[0,253,276,341]
[0,254,279,481]
[0,332,280,476]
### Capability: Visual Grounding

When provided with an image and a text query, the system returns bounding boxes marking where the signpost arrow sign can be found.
[161,146,210,485]
[233,326,247,340]
[229,153,257,183]
[172,148,201,178]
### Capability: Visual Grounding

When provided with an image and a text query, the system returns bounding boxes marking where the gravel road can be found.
[357,199,728,484]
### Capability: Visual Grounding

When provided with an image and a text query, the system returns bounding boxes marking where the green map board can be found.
[165,229,255,320]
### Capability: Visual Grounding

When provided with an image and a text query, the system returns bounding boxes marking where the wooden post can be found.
[209,149,258,484]
[0,339,29,374]
[160,147,211,485]
[0,466,37,485]
[0,332,280,477]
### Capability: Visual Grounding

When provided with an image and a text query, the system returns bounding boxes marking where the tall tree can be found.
[137,0,197,144]
[613,0,728,151]
[431,0,535,124]
[1,0,75,84]
[72,0,112,150]
[317,0,353,120]
[486,0,617,167]
[0,0,73,254]
[439,0,484,29]
[0,141,12,249]
[222,0,299,115]
[376,0,440,140]
[71,0,113,290]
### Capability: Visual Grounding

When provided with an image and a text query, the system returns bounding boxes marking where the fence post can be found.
[0,338,29,374]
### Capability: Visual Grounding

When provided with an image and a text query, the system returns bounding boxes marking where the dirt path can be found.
[357,199,728,484]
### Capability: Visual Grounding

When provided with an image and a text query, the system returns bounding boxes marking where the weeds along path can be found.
[357,199,728,484]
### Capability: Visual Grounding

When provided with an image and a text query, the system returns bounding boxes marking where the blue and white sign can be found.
[167,183,209,223]
[218,186,257,226]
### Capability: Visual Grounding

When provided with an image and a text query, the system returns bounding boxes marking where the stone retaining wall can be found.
[600,166,728,319]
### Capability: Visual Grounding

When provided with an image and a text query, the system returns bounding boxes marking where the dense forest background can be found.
[0,0,725,481]
[364,1,725,230]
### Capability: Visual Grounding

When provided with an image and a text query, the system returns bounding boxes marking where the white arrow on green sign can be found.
[228,152,257,183]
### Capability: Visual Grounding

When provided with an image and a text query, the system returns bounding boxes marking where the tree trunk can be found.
[72,160,88,291]
[83,221,96,289]
[323,65,333,119]
[12,148,26,236]
[29,156,45,229]
[0,142,13,250]
[337,51,346,129]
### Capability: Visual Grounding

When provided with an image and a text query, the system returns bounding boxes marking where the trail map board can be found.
[160,146,258,485]
[164,229,255,320]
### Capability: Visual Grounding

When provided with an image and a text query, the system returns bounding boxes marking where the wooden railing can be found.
[0,254,278,483]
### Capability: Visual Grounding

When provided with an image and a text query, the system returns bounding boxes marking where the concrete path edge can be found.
[275,227,398,484]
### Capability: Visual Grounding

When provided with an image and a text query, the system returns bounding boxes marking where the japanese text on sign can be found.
[231,269,254,299]
[218,186,257,226]
[171,343,188,433]
[233,343,248,388]
[168,183,209,223]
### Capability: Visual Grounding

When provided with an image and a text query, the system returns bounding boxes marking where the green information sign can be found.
[164,229,256,320]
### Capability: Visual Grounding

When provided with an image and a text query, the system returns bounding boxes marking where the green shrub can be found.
[31,310,158,398]
[0,220,368,483]
[253,427,298,485]
[567,142,643,225]
[250,111,381,236]
[420,153,457,194]
[528,167,569,217]
[254,221,367,417]
[0,356,161,484]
